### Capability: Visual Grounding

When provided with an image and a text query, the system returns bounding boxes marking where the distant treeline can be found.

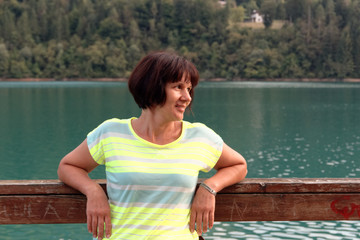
[0,0,360,79]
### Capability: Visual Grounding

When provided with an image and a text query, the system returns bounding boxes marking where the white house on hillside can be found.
[251,10,263,23]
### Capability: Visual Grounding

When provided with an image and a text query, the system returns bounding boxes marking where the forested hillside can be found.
[0,0,359,79]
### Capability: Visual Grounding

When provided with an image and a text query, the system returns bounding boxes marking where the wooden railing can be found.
[0,178,360,224]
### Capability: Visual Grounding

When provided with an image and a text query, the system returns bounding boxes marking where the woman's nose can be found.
[182,89,192,102]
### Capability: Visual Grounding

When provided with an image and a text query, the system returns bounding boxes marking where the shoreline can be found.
[1,78,360,83]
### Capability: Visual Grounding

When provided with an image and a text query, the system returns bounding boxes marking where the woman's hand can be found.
[189,143,247,236]
[58,139,112,239]
[86,187,112,240]
[189,185,216,236]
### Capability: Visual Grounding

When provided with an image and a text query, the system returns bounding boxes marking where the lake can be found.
[0,81,359,239]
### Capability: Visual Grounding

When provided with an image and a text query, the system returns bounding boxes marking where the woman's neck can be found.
[131,110,182,145]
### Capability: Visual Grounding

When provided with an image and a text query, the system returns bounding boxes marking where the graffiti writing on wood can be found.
[331,196,360,219]
[0,201,84,220]
[230,198,245,221]
[43,203,60,219]
[0,203,38,218]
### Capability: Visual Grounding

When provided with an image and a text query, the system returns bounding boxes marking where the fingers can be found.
[105,215,112,238]
[92,215,98,238]
[87,214,92,233]
[87,214,111,239]
[189,210,196,233]
[196,212,203,235]
[86,191,112,239]
[190,187,216,236]
[196,212,212,235]
[202,212,209,234]
[98,217,104,240]
[190,210,213,236]
[209,210,214,230]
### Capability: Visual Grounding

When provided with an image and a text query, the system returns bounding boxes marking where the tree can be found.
[261,0,276,28]
[35,0,49,41]
[9,60,31,78]
[0,43,10,77]
[285,0,307,22]
[275,2,286,20]
[348,1,360,75]
[229,6,245,24]
[244,0,259,17]
[84,40,108,77]
[322,0,340,65]
[0,0,360,79]
[335,26,353,78]
[126,44,143,74]
[105,40,128,77]
[281,53,303,78]
[0,8,17,47]
[129,19,142,45]
[98,18,124,39]
[263,14,273,28]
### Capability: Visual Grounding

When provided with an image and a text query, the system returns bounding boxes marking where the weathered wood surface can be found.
[0,178,360,224]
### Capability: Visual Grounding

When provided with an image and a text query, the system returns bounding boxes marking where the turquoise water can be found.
[0,81,360,239]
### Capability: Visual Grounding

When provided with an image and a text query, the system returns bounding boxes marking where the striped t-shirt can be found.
[87,118,223,240]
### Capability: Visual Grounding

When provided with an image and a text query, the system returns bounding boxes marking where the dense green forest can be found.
[0,0,360,79]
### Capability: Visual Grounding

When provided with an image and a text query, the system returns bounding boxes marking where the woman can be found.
[58,51,247,240]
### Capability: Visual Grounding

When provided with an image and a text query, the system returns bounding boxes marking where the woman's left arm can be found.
[190,143,247,236]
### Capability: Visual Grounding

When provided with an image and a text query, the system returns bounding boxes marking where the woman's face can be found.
[156,74,193,122]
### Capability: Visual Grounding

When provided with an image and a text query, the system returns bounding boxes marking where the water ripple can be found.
[203,221,360,240]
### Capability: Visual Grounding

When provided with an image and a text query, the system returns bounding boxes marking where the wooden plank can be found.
[0,179,360,224]
[0,195,86,224]
[218,178,360,194]
[1,193,360,224]
[0,179,106,195]
[215,193,360,221]
[1,179,360,195]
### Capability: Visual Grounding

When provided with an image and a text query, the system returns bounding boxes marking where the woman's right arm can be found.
[57,139,111,240]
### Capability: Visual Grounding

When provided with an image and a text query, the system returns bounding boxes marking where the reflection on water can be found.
[204,221,360,240]
[1,81,360,239]
[191,82,360,180]
[244,133,360,178]
[2,221,360,240]
[0,224,87,240]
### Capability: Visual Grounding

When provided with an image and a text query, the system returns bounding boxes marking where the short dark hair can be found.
[128,51,199,109]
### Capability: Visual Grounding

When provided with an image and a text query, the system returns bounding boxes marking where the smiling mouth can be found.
[175,105,186,112]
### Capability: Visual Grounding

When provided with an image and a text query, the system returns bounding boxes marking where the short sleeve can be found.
[182,122,224,172]
[198,123,224,171]
[87,121,109,165]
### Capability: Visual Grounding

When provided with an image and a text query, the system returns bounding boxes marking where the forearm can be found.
[58,161,103,197]
[203,143,248,192]
[58,139,111,239]
[58,139,103,197]
[59,161,111,239]
[203,163,247,193]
